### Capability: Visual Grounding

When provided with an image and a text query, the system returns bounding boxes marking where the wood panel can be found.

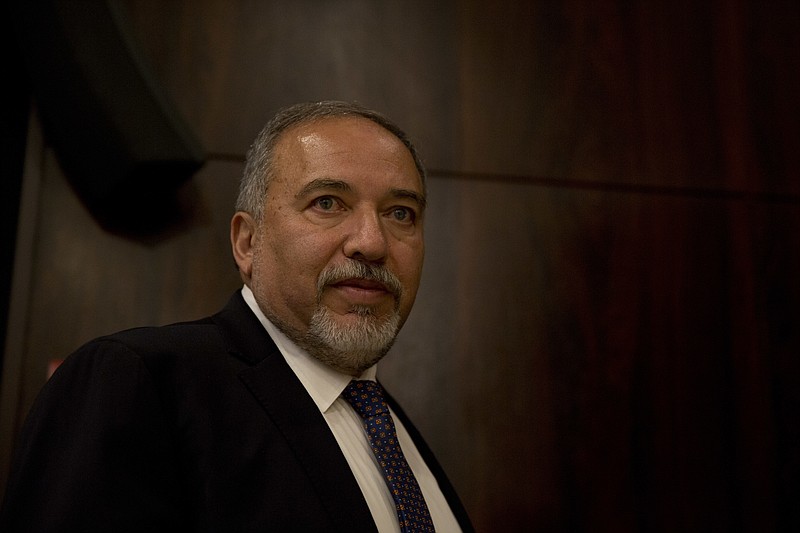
[119,0,800,196]
[119,0,462,170]
[456,0,800,195]
[9,149,242,431]
[383,177,799,531]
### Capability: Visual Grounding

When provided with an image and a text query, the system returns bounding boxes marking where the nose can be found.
[342,210,389,263]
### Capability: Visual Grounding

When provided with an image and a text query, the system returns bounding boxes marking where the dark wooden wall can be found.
[2,1,798,531]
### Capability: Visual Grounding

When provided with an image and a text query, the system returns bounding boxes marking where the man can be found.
[0,101,473,532]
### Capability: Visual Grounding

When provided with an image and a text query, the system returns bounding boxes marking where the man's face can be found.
[234,116,425,374]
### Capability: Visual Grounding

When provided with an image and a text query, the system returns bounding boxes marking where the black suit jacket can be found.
[0,292,472,532]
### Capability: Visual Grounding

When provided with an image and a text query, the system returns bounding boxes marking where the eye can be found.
[313,196,338,211]
[389,206,415,223]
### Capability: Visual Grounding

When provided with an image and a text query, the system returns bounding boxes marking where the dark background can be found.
[2,1,798,531]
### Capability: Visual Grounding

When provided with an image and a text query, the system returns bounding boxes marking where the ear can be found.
[231,211,257,280]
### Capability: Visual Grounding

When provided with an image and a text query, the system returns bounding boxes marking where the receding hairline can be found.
[237,100,427,220]
[266,101,425,172]
[272,114,425,184]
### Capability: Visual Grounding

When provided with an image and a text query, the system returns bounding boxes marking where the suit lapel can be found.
[213,292,377,531]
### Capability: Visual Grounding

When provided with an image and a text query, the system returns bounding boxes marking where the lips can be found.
[332,278,389,292]
[327,277,395,307]
[316,261,403,306]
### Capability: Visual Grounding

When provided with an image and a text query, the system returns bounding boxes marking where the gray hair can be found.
[236,100,427,221]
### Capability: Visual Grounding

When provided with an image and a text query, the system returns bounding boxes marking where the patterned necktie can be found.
[343,380,436,532]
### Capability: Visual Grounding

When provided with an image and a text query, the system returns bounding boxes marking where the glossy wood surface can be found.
[2,1,798,530]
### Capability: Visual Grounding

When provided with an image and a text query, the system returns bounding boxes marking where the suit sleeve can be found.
[0,338,186,532]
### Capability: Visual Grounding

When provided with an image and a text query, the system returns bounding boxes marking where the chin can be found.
[302,305,401,373]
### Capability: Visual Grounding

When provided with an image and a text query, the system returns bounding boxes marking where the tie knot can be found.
[343,380,390,419]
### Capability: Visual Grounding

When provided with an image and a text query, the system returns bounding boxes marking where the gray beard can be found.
[304,304,401,374]
[261,260,405,375]
[265,304,401,376]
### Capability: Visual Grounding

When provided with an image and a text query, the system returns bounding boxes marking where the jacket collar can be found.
[211,290,378,531]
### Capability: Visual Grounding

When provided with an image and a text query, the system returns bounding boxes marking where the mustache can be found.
[316,261,403,299]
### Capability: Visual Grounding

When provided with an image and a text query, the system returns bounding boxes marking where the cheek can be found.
[250,235,324,326]
[259,225,339,294]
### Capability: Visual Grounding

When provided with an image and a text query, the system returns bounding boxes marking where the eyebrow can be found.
[295,178,427,210]
[295,178,352,199]
[391,188,427,210]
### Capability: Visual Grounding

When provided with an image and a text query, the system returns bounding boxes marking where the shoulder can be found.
[63,315,220,363]
[45,291,270,405]
[80,290,255,357]
[41,310,254,422]
[97,315,222,353]
[50,314,235,393]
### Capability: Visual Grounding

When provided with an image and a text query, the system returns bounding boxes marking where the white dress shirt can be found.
[241,286,461,532]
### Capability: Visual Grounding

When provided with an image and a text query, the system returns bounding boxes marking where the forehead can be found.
[272,116,423,191]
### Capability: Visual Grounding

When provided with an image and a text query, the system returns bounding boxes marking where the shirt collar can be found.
[241,285,377,413]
